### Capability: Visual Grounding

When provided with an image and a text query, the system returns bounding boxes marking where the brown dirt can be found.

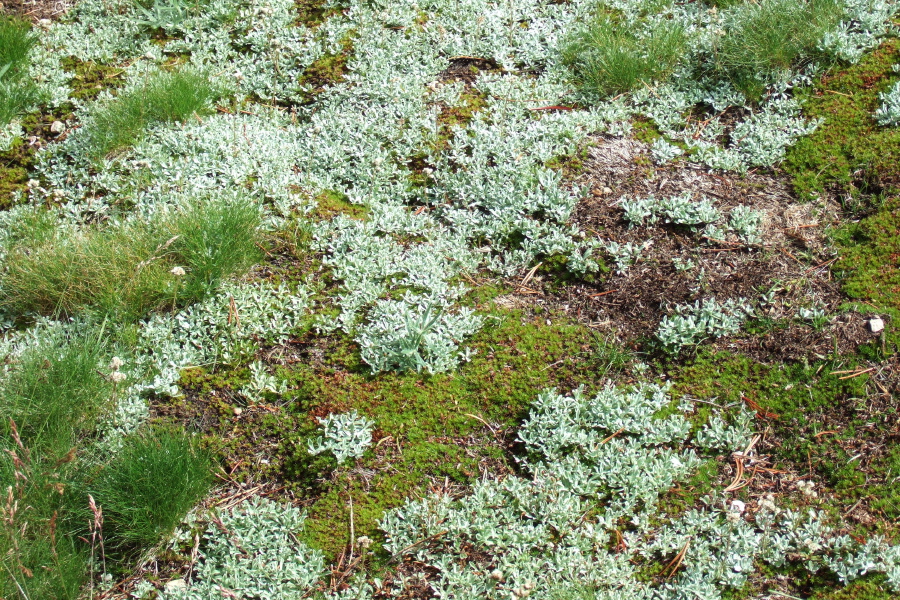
[508,135,882,362]
[1,0,72,21]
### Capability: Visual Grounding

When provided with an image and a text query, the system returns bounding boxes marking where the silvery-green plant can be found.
[657,192,720,226]
[357,299,483,374]
[308,410,375,465]
[650,137,684,164]
[875,67,900,126]
[156,498,326,600]
[379,382,900,599]
[657,297,753,353]
[619,196,658,227]
[694,406,756,452]
[603,240,648,274]
[672,256,696,272]
[728,205,765,245]
[240,360,287,402]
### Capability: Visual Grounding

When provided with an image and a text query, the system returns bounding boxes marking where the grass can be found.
[84,68,221,160]
[76,426,213,554]
[561,15,686,97]
[0,329,114,460]
[1,196,262,321]
[713,0,846,99]
[0,15,40,127]
[0,330,113,600]
[0,324,212,594]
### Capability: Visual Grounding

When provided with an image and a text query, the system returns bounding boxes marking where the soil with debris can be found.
[508,135,883,363]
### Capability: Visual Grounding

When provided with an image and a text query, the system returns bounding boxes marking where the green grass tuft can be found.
[0,15,41,126]
[84,68,221,160]
[0,329,114,460]
[713,0,846,99]
[76,426,213,554]
[1,197,262,321]
[561,16,686,97]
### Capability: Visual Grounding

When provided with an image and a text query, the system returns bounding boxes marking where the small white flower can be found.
[170,266,186,276]
[109,356,124,371]
[27,179,40,188]
[730,499,746,514]
[110,371,127,384]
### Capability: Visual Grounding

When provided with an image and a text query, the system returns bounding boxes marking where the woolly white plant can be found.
[156,497,326,600]
[307,410,375,465]
[380,383,900,599]
[657,297,753,353]
[875,68,900,126]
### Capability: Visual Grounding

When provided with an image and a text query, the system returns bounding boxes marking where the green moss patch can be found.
[674,350,900,529]
[784,39,900,203]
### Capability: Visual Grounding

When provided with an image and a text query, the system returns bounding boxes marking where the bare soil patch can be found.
[1,0,72,21]
[513,135,883,362]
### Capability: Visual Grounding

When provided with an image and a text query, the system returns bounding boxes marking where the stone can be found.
[50,121,66,134]
[233,406,243,416]
[869,317,884,333]
[164,579,187,592]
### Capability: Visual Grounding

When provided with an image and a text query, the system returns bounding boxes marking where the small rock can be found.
[233,407,243,416]
[601,186,612,195]
[37,18,52,29]
[164,579,187,592]
[869,317,884,333]
[50,121,66,134]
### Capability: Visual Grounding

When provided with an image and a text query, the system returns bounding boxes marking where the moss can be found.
[0,136,32,207]
[674,350,900,526]
[276,309,598,558]
[808,577,896,600]
[631,116,664,145]
[830,197,900,356]
[298,35,353,101]
[544,142,591,177]
[311,189,369,220]
[784,39,900,203]
[293,0,342,28]
[61,57,126,103]
[834,198,900,311]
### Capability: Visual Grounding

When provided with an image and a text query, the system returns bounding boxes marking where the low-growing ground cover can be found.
[0,0,899,598]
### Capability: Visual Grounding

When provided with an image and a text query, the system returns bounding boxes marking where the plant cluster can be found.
[656,297,753,353]
[618,193,764,246]
[875,66,900,126]
[561,16,687,97]
[307,410,375,465]
[81,68,222,160]
[4,0,900,595]
[0,327,212,598]
[141,383,900,599]
[620,192,720,227]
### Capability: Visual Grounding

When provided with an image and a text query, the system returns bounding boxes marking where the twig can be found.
[804,257,837,274]
[813,430,839,438]
[600,427,625,445]
[519,262,542,288]
[838,367,875,380]
[348,492,355,564]
[588,289,618,298]
[663,540,690,579]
